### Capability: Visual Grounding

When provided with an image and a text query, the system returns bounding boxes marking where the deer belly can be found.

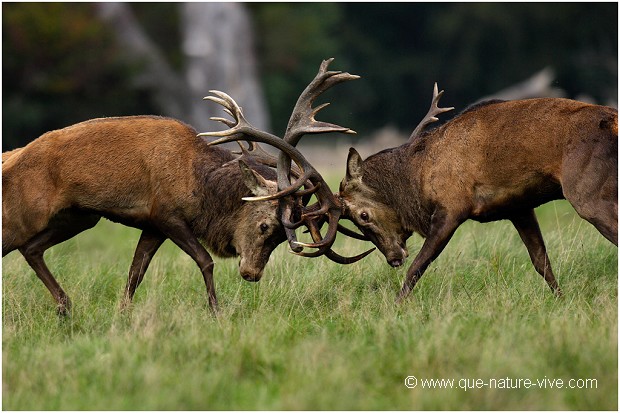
[471,179,563,222]
[64,179,153,224]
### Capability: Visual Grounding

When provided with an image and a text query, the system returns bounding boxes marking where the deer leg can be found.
[17,213,100,315]
[510,210,562,296]
[156,220,217,312]
[397,209,463,303]
[562,139,618,245]
[568,196,617,246]
[121,230,166,308]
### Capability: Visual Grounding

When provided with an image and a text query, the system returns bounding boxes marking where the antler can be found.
[408,82,454,141]
[199,59,373,264]
[276,58,359,256]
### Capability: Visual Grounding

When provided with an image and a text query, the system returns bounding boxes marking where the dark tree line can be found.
[3,3,617,149]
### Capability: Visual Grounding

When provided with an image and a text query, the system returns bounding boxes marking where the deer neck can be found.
[364,143,432,237]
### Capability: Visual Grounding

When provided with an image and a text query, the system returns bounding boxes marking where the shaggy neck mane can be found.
[362,144,431,237]
[190,141,276,257]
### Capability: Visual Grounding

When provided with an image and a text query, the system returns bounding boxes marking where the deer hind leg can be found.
[510,210,562,296]
[17,212,100,315]
[155,219,217,312]
[397,208,464,303]
[563,172,617,246]
[121,229,166,309]
[562,136,618,246]
[568,194,617,246]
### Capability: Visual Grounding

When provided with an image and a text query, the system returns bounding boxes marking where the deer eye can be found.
[360,211,370,222]
[260,223,269,234]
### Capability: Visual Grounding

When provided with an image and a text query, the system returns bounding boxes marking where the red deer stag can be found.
[209,81,617,302]
[2,59,369,314]
[339,86,618,301]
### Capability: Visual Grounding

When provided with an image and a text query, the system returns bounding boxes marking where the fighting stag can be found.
[2,59,370,315]
[2,116,289,314]
[339,86,617,301]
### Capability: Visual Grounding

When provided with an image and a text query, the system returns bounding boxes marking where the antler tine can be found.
[199,90,252,138]
[276,58,359,205]
[283,58,360,147]
[206,126,318,202]
[408,82,454,141]
[292,211,340,250]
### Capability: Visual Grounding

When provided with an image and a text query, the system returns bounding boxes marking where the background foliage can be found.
[3,2,618,149]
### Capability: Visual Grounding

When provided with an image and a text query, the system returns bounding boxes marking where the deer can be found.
[207,80,618,303]
[2,59,371,315]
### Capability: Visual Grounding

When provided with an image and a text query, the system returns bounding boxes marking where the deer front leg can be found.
[397,209,463,303]
[510,209,562,296]
[156,220,217,312]
[121,230,166,309]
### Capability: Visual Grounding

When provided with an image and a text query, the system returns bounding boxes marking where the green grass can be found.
[2,200,617,410]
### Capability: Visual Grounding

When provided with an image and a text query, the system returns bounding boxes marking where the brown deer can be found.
[210,82,617,302]
[2,59,370,314]
[341,87,618,301]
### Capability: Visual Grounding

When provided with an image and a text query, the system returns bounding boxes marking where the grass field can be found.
[2,199,617,410]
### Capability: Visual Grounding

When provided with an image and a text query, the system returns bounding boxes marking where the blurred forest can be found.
[3,2,618,150]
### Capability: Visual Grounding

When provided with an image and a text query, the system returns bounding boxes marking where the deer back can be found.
[414,98,617,219]
[3,116,222,248]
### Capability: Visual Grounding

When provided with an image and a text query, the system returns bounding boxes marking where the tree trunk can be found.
[96,3,269,133]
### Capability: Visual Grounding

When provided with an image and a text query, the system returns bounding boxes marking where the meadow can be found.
[2,199,617,410]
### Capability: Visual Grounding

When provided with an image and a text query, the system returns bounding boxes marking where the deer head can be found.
[339,83,453,267]
[233,160,287,281]
[338,148,412,267]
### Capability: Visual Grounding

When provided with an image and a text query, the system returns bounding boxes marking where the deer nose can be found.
[387,246,408,268]
[241,271,262,282]
[389,258,404,268]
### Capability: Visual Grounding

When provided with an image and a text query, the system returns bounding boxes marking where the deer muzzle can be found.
[239,261,263,282]
[241,271,263,282]
[386,243,409,268]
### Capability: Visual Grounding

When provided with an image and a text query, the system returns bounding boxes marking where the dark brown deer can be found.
[213,81,617,302]
[339,86,618,301]
[2,60,370,314]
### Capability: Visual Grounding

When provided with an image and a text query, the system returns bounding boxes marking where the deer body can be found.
[341,98,618,299]
[3,115,286,313]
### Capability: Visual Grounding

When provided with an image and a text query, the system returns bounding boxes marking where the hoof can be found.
[56,300,72,317]
[395,288,411,305]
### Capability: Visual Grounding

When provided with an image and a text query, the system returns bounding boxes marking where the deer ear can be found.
[345,147,363,181]
[239,160,272,197]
